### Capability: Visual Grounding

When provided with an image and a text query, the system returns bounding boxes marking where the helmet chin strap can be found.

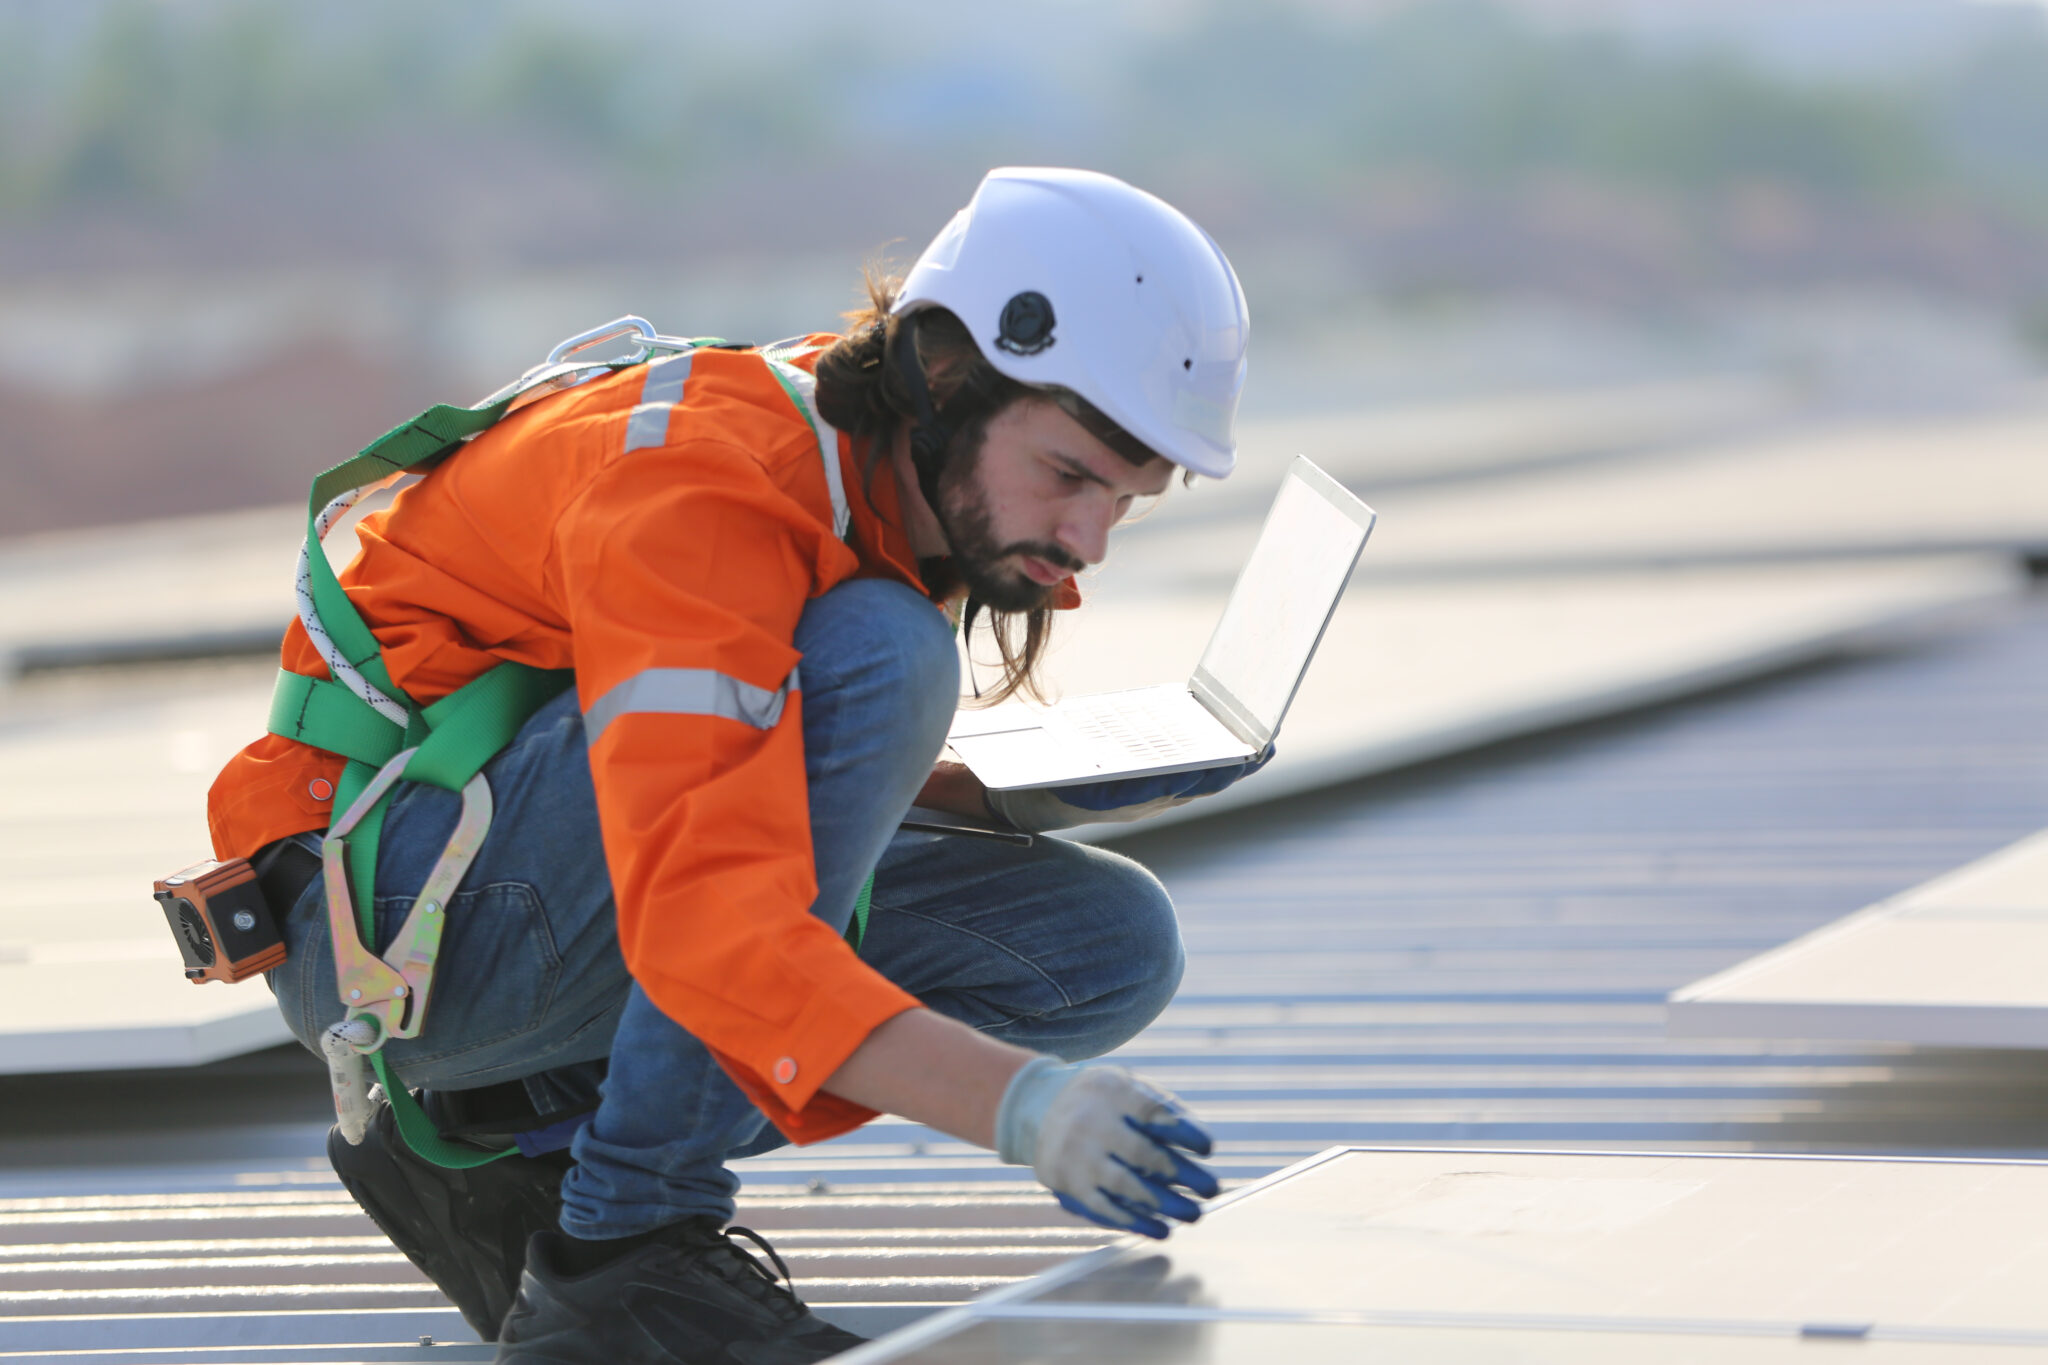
[890,315,954,527]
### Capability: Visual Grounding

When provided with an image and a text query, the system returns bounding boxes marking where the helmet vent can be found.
[995,292,1057,357]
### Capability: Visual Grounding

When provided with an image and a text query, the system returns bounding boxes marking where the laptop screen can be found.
[1191,457,1375,746]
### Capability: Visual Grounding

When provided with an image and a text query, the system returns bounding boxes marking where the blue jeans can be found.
[273,579,1184,1236]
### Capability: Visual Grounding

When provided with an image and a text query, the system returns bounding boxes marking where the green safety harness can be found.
[269,318,871,1168]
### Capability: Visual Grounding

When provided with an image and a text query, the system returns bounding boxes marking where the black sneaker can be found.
[496,1218,867,1364]
[327,1096,567,1340]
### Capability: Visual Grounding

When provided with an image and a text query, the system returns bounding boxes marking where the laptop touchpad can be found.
[948,725,1104,791]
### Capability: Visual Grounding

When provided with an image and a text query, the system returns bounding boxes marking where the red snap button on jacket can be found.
[772,1057,798,1085]
[309,778,334,801]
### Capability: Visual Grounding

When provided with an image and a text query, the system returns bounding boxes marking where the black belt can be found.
[253,837,323,917]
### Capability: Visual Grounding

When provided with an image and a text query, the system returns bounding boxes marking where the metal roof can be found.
[7,589,2046,1359]
[1112,590,2048,1162]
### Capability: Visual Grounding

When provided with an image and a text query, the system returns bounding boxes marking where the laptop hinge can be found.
[1190,668,1270,751]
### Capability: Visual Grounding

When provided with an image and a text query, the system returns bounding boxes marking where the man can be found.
[210,167,1257,1364]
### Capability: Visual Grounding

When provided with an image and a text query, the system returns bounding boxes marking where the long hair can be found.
[811,268,1058,704]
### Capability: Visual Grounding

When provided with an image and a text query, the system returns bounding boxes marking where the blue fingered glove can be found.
[1055,744,1275,814]
[996,1056,1221,1239]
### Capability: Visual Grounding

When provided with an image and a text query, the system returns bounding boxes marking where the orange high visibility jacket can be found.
[209,338,1053,1142]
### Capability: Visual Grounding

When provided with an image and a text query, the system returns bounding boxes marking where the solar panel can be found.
[1672,828,2048,1048]
[841,1146,2048,1362]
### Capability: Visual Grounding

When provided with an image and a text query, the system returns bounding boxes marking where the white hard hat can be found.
[893,167,1250,480]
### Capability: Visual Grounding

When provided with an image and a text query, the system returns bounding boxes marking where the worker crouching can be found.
[204,167,1257,1365]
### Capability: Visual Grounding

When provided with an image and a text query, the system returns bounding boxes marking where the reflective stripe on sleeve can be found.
[622,351,696,453]
[583,665,799,748]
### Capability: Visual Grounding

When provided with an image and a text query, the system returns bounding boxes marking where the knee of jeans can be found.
[883,582,959,706]
[832,578,958,731]
[1081,859,1186,1054]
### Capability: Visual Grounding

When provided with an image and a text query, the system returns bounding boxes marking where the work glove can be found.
[984,745,1275,833]
[996,1055,1220,1239]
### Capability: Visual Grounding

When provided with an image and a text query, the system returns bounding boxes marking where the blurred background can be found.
[5,5,2048,1354]
[3,0,2047,535]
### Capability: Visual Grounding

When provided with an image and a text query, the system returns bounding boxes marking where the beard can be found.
[935,450,1084,612]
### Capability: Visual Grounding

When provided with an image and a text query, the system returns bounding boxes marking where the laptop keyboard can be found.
[1060,692,1219,764]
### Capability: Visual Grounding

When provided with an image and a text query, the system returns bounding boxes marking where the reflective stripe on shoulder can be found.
[583,665,799,747]
[622,351,696,453]
[764,358,851,540]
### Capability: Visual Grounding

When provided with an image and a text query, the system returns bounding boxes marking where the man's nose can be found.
[1059,502,1117,567]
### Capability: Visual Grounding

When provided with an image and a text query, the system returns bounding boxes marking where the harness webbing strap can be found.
[313,664,575,1172]
[300,400,518,710]
[372,1050,503,1166]
[850,871,873,952]
[287,401,567,1172]
[274,338,879,1169]
[268,671,404,769]
[406,664,576,792]
[321,666,572,964]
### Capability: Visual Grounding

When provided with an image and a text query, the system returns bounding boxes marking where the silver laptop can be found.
[948,455,1376,792]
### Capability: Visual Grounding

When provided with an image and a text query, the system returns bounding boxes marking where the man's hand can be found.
[1051,745,1274,813]
[997,1056,1220,1239]
[981,745,1276,832]
[916,760,991,818]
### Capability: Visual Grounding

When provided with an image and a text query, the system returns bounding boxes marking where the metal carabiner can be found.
[478,317,696,415]
[544,315,657,366]
[379,771,492,1040]
[323,745,497,1053]
[323,747,420,1047]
